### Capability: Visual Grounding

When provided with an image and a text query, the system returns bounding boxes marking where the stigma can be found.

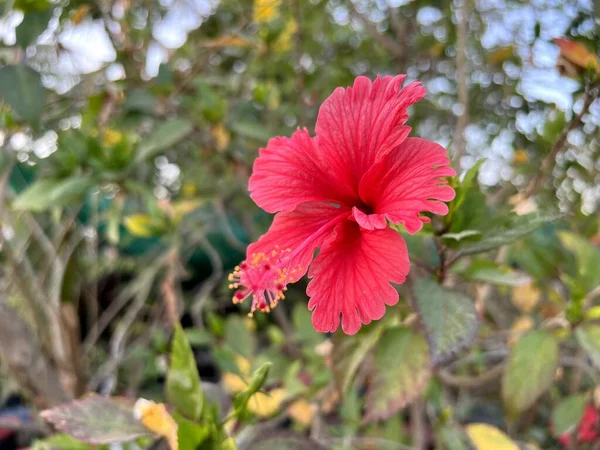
[228,249,296,316]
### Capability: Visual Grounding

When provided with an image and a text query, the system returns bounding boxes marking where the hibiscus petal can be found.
[315,75,426,192]
[247,202,349,283]
[358,138,456,233]
[307,221,410,335]
[249,128,356,213]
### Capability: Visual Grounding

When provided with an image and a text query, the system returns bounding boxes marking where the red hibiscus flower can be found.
[229,75,456,334]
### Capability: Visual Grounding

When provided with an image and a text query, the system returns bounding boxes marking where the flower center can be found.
[228,247,299,316]
[356,201,375,215]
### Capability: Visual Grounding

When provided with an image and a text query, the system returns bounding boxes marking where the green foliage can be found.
[2,1,600,448]
[232,362,272,417]
[135,119,194,163]
[575,324,600,370]
[502,330,559,418]
[13,176,93,211]
[31,434,91,450]
[39,395,153,444]
[0,65,45,126]
[331,325,383,395]
[551,394,587,436]
[15,7,52,47]
[364,327,430,423]
[414,278,478,365]
[454,212,565,256]
[456,259,530,286]
[167,324,204,421]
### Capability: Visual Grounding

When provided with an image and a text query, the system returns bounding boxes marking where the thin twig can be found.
[410,399,426,450]
[83,262,163,351]
[90,266,159,393]
[521,87,597,199]
[350,4,405,61]
[438,362,505,388]
[191,236,224,326]
[453,0,470,164]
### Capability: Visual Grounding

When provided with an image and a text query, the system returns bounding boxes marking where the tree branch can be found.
[453,0,470,164]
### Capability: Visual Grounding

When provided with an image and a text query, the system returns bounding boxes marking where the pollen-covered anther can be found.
[229,249,296,316]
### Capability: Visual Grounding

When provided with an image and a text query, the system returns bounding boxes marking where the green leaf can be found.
[124,88,157,113]
[575,324,600,370]
[542,109,566,144]
[292,303,324,346]
[167,324,204,421]
[331,324,383,394]
[40,395,152,444]
[224,316,256,358]
[414,278,478,365]
[450,159,486,214]
[502,330,559,417]
[14,0,51,13]
[364,327,430,423]
[559,232,600,299]
[457,212,565,256]
[233,362,272,415]
[245,362,271,395]
[16,8,53,48]
[441,230,482,242]
[457,260,530,286]
[135,119,193,163]
[0,65,45,125]
[437,426,471,450]
[551,394,587,437]
[230,121,272,142]
[174,413,211,450]
[32,434,90,450]
[13,177,93,211]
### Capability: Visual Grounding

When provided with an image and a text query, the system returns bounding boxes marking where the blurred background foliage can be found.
[0,0,600,449]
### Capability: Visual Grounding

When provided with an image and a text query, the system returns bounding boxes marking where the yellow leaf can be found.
[134,399,178,450]
[247,388,286,417]
[235,355,251,376]
[171,199,203,221]
[202,35,251,48]
[222,372,248,393]
[254,0,281,23]
[273,19,298,53]
[124,214,154,237]
[585,306,600,320]
[488,46,514,65]
[181,182,197,198]
[287,399,314,426]
[466,423,519,450]
[553,38,600,73]
[222,355,252,393]
[511,283,541,313]
[71,5,90,25]
[211,124,230,151]
[513,148,528,164]
[220,437,237,450]
[509,315,534,346]
[102,128,123,146]
[429,42,445,58]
